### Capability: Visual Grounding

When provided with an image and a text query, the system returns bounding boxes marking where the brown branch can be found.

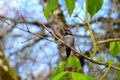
[71,17,120,27]
[96,38,120,45]
[34,22,64,43]
[9,38,41,56]
[16,26,59,43]
[21,15,30,32]
[1,15,120,28]
[36,22,120,71]
[0,19,58,43]
[1,16,120,71]
[0,15,50,27]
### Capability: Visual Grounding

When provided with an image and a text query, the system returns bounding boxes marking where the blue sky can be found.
[0,0,117,79]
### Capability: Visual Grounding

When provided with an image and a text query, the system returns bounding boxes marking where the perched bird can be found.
[63,29,74,57]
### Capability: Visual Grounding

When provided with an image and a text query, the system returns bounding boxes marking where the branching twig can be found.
[1,16,120,72]
[35,22,120,71]
[1,15,120,28]
[21,15,30,32]
[36,22,64,43]
[0,19,59,43]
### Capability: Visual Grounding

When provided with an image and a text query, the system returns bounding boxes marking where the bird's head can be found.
[64,29,72,35]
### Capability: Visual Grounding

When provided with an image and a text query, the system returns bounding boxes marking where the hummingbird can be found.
[63,29,74,57]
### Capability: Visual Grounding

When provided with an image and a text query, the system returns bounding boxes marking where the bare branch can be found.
[0,19,59,43]
[35,22,120,71]
[71,17,120,27]
[21,15,30,32]
[96,38,120,45]
[1,15,120,28]
[1,15,120,71]
[21,37,36,44]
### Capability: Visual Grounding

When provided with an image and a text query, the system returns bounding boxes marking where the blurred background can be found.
[0,0,120,80]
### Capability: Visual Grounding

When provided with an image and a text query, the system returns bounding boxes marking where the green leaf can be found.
[96,57,104,62]
[68,56,81,69]
[109,42,120,57]
[52,71,68,80]
[59,61,65,68]
[116,63,120,79]
[87,0,103,18]
[108,59,114,64]
[52,61,65,78]
[71,72,96,80]
[64,0,75,16]
[117,42,120,50]
[44,0,58,20]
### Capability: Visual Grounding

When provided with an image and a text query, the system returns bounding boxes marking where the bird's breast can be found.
[63,35,74,47]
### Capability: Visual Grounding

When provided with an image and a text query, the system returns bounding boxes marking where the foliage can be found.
[87,0,103,18]
[52,61,65,78]
[109,41,120,57]
[64,0,75,16]
[0,0,120,79]
[44,0,103,20]
[96,57,104,62]
[44,0,58,20]
[71,72,96,80]
[44,0,105,79]
[51,56,96,80]
[116,63,120,79]
[67,56,81,69]
[44,0,75,20]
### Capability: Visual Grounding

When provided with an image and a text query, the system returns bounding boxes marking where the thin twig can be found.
[1,15,120,28]
[37,22,120,71]
[21,37,36,44]
[96,38,120,45]
[21,15,30,32]
[0,19,59,43]
[36,22,64,43]
[76,15,85,22]
[1,18,120,71]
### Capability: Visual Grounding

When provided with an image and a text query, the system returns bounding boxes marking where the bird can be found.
[63,29,74,57]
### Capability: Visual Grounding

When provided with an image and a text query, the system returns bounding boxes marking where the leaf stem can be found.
[99,63,111,80]
[86,0,97,59]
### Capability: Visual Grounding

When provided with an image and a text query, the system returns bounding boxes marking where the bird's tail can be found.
[66,47,71,57]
